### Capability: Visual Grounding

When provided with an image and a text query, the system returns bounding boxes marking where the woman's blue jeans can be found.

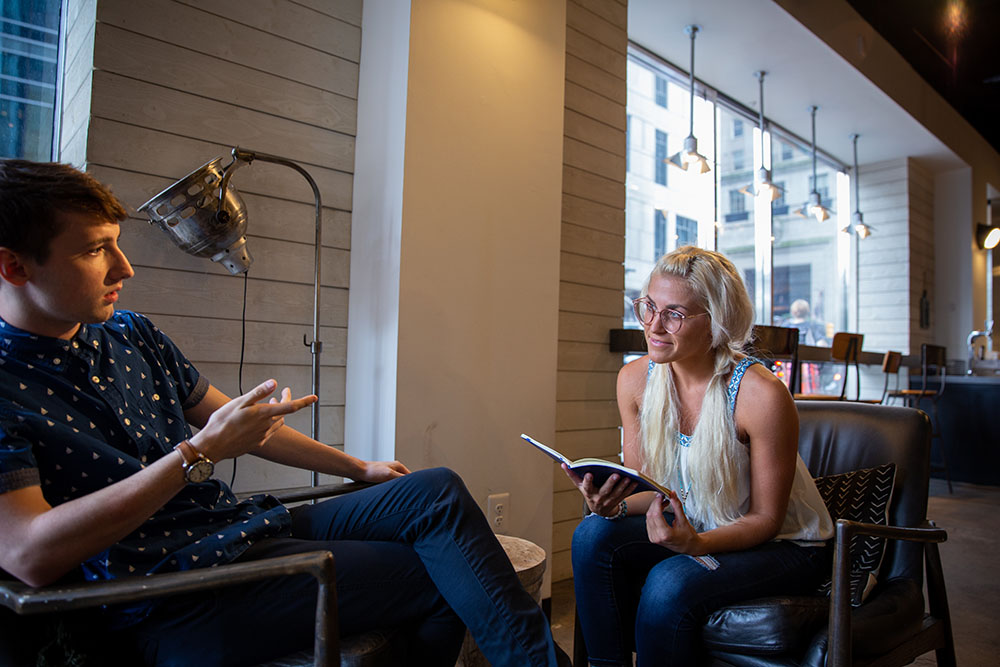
[130,468,559,667]
[572,513,830,666]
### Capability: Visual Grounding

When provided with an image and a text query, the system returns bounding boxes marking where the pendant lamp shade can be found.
[840,133,873,238]
[668,25,710,174]
[739,71,782,201]
[795,106,833,223]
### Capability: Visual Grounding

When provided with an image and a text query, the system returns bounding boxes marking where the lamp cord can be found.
[230,270,249,489]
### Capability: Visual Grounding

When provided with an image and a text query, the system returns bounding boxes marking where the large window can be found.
[625,47,850,336]
[624,49,715,309]
[1,1,62,160]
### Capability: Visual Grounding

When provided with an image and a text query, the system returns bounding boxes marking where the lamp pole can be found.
[222,148,325,487]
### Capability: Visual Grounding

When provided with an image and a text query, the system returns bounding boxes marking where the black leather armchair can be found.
[573,401,956,667]
[0,481,397,667]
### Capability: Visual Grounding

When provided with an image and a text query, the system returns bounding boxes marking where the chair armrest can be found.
[834,519,946,545]
[828,519,948,667]
[0,551,339,667]
[238,481,373,505]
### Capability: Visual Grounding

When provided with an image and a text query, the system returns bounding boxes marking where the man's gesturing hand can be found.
[191,380,317,461]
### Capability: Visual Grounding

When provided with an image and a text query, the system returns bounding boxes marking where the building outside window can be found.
[654,129,667,186]
[676,214,698,246]
[732,148,745,171]
[773,180,787,214]
[624,50,715,308]
[654,75,667,107]
[625,114,630,173]
[808,173,830,203]
[625,46,850,347]
[781,141,794,161]
[654,209,666,259]
[1,1,62,160]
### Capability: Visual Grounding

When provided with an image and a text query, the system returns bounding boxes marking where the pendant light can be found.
[739,71,782,201]
[668,25,710,174]
[795,106,832,222]
[840,133,873,238]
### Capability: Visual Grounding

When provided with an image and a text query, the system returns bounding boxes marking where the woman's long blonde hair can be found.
[638,246,755,529]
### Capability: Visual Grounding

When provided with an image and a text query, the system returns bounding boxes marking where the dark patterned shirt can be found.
[0,310,291,625]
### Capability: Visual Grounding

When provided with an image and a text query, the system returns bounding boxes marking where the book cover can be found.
[520,434,671,496]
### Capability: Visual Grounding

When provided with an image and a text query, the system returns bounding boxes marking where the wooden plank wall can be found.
[907,159,936,356]
[553,0,628,582]
[856,157,936,359]
[856,158,911,355]
[60,0,361,492]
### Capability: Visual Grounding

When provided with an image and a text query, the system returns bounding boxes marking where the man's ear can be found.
[0,248,31,286]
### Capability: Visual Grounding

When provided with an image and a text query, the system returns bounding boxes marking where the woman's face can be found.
[642,273,714,365]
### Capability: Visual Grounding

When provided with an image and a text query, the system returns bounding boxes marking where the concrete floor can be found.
[548,477,999,666]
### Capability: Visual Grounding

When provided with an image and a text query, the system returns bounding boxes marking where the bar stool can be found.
[887,344,951,492]
[795,332,863,401]
[857,350,902,405]
[747,324,800,392]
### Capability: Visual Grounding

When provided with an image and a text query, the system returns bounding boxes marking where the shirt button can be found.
[72,341,79,349]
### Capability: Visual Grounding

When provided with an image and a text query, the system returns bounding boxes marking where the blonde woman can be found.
[568,247,833,666]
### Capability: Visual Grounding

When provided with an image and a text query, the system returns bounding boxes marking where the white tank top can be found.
[651,357,833,545]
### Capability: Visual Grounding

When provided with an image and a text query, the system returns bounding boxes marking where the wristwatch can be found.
[174,440,215,483]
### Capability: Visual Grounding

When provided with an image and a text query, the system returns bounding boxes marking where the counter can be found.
[915,374,1000,486]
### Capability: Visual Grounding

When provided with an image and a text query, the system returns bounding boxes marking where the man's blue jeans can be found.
[572,513,830,666]
[131,468,559,667]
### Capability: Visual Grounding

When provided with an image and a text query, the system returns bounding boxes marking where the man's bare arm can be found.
[186,384,409,483]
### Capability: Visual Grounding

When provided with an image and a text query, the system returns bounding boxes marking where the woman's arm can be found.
[645,364,799,555]
[563,357,653,516]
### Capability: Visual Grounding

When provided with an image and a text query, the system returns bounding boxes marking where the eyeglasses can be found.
[632,298,709,334]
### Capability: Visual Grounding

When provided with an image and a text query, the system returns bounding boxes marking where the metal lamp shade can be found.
[138,157,253,275]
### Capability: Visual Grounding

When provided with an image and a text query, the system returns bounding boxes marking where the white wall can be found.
[345,0,411,463]
[355,0,568,594]
[934,168,974,361]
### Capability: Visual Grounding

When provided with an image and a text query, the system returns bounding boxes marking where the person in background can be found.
[0,159,569,667]
[567,246,833,666]
[782,298,828,346]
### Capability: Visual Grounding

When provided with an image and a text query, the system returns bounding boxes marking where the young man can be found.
[0,160,566,667]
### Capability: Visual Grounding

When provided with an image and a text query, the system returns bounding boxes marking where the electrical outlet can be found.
[487,492,510,535]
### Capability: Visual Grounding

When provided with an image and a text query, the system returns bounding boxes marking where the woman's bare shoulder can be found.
[617,355,651,401]
[619,355,651,384]
[739,360,791,401]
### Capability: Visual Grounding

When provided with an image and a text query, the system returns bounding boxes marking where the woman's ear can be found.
[0,248,30,286]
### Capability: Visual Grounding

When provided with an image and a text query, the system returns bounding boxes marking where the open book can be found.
[520,434,671,496]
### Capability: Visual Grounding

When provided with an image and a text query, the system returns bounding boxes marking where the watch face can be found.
[186,459,214,483]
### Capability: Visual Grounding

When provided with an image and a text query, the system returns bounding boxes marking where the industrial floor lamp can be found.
[139,147,324,487]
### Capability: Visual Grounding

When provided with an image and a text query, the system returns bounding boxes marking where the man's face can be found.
[17,211,134,339]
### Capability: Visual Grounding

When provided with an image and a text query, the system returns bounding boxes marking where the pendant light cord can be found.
[753,70,768,175]
[852,133,861,214]
[688,26,697,137]
[810,106,818,193]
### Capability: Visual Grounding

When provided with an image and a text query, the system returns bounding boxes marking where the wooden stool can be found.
[456,534,547,667]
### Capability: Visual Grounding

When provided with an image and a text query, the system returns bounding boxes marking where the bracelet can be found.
[599,500,627,521]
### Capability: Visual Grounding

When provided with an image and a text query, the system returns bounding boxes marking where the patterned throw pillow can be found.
[813,463,896,606]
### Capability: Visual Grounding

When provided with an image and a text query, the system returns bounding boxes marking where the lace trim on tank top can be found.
[646,356,760,447]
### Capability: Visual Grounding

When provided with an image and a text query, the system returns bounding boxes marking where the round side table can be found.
[455,534,547,666]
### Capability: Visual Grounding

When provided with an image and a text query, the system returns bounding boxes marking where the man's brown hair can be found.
[0,159,128,264]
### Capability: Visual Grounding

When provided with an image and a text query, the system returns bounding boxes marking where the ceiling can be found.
[628,0,967,173]
[846,0,1000,158]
